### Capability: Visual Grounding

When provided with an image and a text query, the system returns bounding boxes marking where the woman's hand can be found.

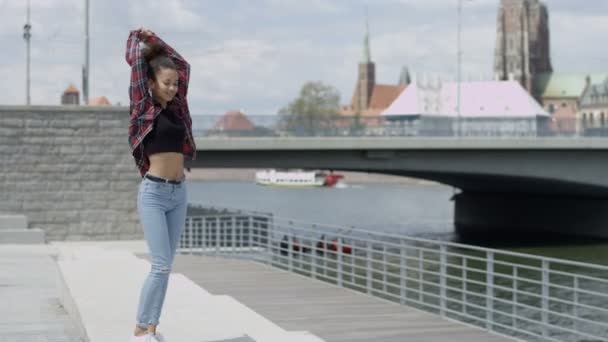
[137,27,155,41]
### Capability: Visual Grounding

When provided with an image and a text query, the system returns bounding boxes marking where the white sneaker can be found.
[129,334,151,342]
[149,333,165,342]
[129,332,160,342]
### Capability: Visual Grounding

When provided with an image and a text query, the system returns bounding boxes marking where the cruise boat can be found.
[255,169,344,187]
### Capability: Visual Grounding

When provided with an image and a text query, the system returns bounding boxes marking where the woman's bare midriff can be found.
[147,152,185,180]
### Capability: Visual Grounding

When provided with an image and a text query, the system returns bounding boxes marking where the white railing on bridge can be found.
[192,115,608,138]
[180,211,608,342]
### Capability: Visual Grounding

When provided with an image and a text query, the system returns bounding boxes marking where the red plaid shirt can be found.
[125,30,196,177]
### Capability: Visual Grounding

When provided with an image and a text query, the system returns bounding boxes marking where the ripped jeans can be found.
[135,175,187,329]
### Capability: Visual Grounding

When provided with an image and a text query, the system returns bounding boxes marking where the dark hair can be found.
[143,43,177,81]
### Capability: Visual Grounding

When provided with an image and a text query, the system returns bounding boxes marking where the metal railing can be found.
[180,210,608,342]
[192,114,608,138]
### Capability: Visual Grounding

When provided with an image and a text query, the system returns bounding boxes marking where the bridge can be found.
[189,137,608,239]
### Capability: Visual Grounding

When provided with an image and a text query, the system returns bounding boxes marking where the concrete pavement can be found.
[0,244,82,342]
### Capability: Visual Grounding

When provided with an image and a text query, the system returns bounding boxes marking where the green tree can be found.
[278,81,341,136]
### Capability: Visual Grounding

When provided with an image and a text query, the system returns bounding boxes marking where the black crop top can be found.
[143,108,186,156]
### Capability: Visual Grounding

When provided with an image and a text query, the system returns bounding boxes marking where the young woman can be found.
[125,27,196,342]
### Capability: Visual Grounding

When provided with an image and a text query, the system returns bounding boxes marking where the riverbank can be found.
[185,168,439,185]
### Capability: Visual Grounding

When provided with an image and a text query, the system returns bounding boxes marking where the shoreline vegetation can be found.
[185,168,440,186]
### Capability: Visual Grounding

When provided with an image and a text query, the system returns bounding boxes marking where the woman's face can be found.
[149,67,178,104]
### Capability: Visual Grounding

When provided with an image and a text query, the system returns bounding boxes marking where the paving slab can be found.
[54,242,324,342]
[0,244,83,342]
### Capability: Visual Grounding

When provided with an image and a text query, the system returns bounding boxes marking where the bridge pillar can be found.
[454,192,608,240]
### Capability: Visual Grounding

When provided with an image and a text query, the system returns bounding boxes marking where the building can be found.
[213,111,255,131]
[61,84,79,105]
[533,73,608,133]
[341,19,408,118]
[382,80,550,137]
[494,0,552,94]
[88,96,111,106]
[494,0,608,135]
[579,77,608,135]
[209,111,277,137]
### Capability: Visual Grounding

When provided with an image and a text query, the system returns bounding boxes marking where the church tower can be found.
[351,16,375,114]
[494,0,552,94]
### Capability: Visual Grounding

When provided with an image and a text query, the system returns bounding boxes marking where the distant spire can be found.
[398,66,411,86]
[362,7,371,63]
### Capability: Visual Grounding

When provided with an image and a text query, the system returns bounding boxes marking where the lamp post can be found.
[82,0,90,105]
[23,0,32,105]
[456,0,473,137]
[457,0,461,137]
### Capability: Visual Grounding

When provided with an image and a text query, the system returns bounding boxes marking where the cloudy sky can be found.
[1,0,607,115]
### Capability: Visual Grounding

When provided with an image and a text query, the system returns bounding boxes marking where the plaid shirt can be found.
[125,30,196,177]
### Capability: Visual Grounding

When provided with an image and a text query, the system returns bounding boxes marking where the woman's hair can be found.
[143,42,177,81]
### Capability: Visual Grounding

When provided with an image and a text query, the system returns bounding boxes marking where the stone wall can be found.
[0,106,142,240]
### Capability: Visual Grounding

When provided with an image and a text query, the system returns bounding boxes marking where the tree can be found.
[278,81,341,136]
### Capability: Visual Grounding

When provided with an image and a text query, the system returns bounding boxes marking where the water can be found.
[187,180,608,266]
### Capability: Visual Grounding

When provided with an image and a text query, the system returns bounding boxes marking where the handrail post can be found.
[367,239,373,295]
[440,245,447,317]
[463,257,467,316]
[337,237,343,287]
[486,251,494,331]
[201,217,206,254]
[189,217,195,253]
[418,249,423,303]
[574,276,579,334]
[248,216,253,251]
[232,216,237,255]
[382,245,388,293]
[513,267,518,330]
[266,220,272,264]
[400,240,407,305]
[184,217,190,253]
[288,233,293,272]
[311,239,317,280]
[215,217,220,256]
[541,259,549,338]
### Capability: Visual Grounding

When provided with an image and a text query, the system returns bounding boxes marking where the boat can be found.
[255,169,344,187]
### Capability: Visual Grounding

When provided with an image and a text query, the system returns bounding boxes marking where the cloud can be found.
[396,0,496,9]
[187,39,277,109]
[0,0,606,114]
[127,0,207,32]
[263,0,344,13]
[550,11,608,72]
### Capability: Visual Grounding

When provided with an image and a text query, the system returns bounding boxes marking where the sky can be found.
[0,0,607,116]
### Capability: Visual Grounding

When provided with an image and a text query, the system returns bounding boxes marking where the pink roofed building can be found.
[381,80,550,137]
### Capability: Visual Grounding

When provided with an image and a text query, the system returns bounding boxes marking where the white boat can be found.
[255,169,343,187]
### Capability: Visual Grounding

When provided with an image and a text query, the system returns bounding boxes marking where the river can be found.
[187,180,608,266]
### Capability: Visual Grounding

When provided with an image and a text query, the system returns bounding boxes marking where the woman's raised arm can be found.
[125,30,150,107]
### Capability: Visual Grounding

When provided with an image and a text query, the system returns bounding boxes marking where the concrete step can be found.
[0,228,46,244]
[56,245,324,342]
[0,214,28,230]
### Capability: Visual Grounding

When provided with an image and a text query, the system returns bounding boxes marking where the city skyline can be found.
[0,0,606,114]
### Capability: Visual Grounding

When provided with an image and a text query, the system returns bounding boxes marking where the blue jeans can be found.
[136,175,188,329]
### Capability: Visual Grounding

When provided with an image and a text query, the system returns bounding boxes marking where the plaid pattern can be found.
[125,30,196,177]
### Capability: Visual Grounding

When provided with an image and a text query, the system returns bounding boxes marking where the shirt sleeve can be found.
[125,30,149,110]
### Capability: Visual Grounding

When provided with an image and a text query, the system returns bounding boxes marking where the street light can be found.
[23,0,32,105]
[83,0,90,105]
[457,0,462,137]
[456,0,473,137]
